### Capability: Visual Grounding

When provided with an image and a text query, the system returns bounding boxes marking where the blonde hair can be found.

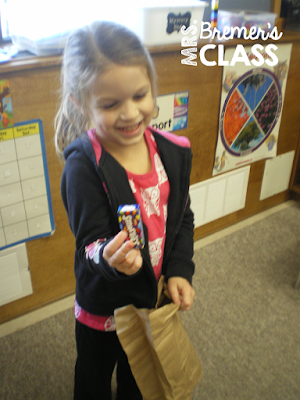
[54,21,157,161]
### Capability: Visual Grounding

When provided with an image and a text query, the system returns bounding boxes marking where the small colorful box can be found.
[217,10,276,36]
[118,204,145,249]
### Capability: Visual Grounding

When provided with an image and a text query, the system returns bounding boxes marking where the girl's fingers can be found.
[104,231,128,259]
[103,231,143,275]
[120,249,143,275]
[167,277,195,311]
[103,231,132,265]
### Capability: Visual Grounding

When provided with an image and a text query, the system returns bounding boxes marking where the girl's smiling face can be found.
[88,64,155,152]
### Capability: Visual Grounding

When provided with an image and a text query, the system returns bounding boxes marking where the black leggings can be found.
[74,320,142,400]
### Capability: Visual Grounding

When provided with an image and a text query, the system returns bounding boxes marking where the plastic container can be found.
[217,10,277,36]
[9,1,208,56]
[8,0,91,56]
[126,1,208,46]
[10,33,70,57]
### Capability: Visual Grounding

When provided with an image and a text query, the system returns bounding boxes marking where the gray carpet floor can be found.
[1,203,300,400]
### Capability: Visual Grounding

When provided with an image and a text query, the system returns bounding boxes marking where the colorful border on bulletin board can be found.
[0,119,55,251]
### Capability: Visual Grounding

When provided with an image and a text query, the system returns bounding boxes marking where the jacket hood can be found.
[63,132,96,164]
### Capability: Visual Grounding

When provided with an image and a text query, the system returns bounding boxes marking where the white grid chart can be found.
[0,119,54,250]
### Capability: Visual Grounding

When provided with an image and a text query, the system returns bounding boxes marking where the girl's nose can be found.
[120,100,139,120]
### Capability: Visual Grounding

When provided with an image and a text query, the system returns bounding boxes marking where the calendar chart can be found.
[0,119,54,250]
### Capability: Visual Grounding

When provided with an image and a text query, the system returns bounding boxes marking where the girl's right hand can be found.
[103,231,143,275]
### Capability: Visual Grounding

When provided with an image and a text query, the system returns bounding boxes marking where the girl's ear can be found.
[70,94,93,129]
[70,94,78,106]
[70,94,84,113]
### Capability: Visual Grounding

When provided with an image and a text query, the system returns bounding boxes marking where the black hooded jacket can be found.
[61,127,194,316]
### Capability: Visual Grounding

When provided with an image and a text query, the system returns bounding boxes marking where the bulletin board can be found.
[0,119,55,250]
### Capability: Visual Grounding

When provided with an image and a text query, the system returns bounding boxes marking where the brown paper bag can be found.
[114,277,203,400]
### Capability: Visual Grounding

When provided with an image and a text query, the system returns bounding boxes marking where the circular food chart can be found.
[220,68,282,156]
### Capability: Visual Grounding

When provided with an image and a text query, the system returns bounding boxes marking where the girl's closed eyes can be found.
[100,101,118,110]
[97,87,151,111]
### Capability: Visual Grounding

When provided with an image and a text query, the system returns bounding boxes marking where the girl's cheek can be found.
[98,113,111,127]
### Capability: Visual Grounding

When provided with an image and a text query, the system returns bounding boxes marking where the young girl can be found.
[55,21,195,400]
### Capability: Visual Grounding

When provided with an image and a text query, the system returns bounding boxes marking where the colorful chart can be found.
[220,69,282,156]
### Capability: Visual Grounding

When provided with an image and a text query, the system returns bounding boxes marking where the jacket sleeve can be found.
[164,195,195,285]
[61,150,129,281]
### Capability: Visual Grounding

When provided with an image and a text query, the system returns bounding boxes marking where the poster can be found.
[213,43,292,176]
[0,80,14,129]
[0,119,55,250]
[150,91,189,132]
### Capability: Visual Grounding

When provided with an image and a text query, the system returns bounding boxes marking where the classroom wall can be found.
[0,32,300,324]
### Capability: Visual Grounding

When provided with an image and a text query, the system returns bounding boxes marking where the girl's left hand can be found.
[167,277,195,311]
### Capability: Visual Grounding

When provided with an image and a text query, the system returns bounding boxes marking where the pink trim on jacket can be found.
[149,127,191,148]
[87,127,191,166]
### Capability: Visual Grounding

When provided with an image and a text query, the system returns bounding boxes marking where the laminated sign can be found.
[213,43,292,176]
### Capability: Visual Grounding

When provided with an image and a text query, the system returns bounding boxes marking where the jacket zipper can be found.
[98,165,158,306]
